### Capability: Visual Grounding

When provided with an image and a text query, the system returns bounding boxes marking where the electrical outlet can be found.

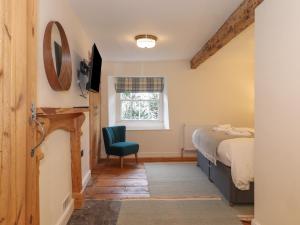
[81,149,84,157]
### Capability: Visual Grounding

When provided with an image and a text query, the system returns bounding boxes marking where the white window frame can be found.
[108,76,170,130]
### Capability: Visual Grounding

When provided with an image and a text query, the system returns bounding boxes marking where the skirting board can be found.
[82,170,91,190]
[55,199,74,225]
[252,219,262,225]
[138,152,183,157]
[110,152,196,158]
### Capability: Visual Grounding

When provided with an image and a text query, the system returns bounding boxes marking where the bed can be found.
[192,126,255,205]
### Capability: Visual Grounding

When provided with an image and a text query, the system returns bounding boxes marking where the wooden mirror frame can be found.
[43,21,72,91]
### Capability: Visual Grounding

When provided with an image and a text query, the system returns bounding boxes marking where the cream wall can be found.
[254,1,300,225]
[101,25,254,157]
[37,0,92,225]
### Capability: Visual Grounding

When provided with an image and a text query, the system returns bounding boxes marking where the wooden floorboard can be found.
[95,172,147,179]
[93,178,148,187]
[86,186,148,194]
[84,192,150,200]
[85,162,150,200]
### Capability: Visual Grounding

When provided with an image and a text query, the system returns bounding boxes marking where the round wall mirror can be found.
[43,21,72,91]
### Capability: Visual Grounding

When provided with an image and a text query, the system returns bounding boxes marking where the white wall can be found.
[255,1,300,225]
[101,25,255,157]
[37,0,92,225]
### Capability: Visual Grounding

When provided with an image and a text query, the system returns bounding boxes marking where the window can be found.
[108,77,170,130]
[120,92,161,121]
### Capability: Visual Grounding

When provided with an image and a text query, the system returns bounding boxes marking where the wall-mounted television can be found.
[86,44,102,92]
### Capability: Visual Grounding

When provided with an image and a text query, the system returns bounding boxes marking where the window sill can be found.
[126,127,171,131]
[111,121,170,131]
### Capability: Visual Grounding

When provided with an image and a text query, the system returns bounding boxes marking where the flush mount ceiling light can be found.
[135,34,157,49]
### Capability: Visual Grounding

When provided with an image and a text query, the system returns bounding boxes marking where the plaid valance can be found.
[115,77,164,93]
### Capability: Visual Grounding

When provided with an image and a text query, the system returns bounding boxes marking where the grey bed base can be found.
[197,151,254,205]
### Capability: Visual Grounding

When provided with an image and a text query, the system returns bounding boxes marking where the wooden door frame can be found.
[0,0,37,224]
[26,0,38,223]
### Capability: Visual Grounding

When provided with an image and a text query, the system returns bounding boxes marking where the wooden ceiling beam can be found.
[190,0,263,69]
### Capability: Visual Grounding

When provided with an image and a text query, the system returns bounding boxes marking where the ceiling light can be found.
[135,34,157,48]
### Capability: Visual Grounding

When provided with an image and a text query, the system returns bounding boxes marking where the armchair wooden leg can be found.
[120,156,124,168]
[135,153,138,164]
[106,154,110,162]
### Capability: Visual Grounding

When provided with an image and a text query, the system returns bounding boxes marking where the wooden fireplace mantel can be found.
[34,107,89,221]
[37,107,89,116]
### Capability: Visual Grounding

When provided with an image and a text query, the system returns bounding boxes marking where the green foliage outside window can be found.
[120,92,160,120]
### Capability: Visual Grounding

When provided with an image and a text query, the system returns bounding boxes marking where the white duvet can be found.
[193,134,254,190]
[218,138,254,190]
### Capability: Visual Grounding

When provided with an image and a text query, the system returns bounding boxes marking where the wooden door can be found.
[89,92,101,169]
[0,0,37,225]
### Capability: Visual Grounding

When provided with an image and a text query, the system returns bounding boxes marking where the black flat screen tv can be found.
[87,44,102,92]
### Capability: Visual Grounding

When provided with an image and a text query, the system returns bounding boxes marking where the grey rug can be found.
[67,200,121,225]
[144,163,221,197]
[67,200,253,225]
[117,200,242,225]
[144,163,254,216]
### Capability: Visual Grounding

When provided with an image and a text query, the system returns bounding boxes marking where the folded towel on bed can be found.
[212,125,254,137]
[234,127,255,133]
[212,124,232,132]
[225,128,252,137]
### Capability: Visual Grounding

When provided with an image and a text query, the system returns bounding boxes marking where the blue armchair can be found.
[102,126,139,168]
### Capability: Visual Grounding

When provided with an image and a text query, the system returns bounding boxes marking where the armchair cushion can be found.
[110,142,139,156]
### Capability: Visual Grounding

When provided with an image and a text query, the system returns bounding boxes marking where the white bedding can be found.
[217,138,254,190]
[192,132,254,190]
